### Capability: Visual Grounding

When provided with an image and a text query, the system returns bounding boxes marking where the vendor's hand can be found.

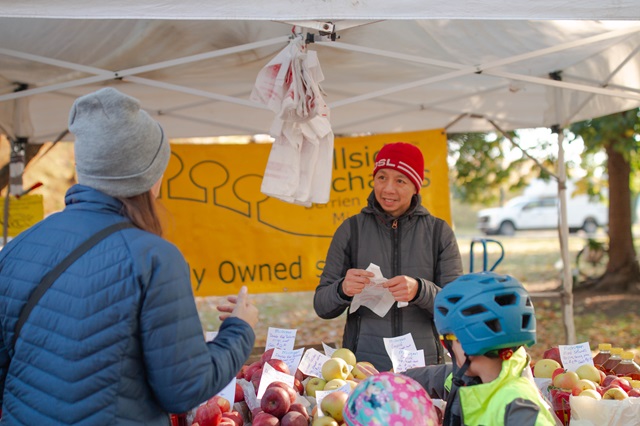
[217,286,259,328]
[383,275,419,302]
[342,268,374,297]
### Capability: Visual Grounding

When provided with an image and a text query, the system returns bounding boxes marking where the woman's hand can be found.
[342,268,375,297]
[217,286,259,328]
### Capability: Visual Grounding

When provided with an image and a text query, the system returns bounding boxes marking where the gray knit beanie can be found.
[69,87,170,198]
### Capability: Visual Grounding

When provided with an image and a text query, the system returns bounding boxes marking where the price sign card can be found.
[256,362,295,399]
[216,377,236,407]
[298,348,331,378]
[391,349,425,373]
[205,331,218,342]
[273,347,304,375]
[265,327,297,351]
[383,333,417,360]
[323,342,337,357]
[559,342,594,371]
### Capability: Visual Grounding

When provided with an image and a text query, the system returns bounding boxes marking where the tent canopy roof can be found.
[1,3,640,141]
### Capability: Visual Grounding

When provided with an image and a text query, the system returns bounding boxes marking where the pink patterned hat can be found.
[343,372,439,425]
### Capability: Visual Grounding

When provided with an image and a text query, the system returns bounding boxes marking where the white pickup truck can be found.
[477,194,608,236]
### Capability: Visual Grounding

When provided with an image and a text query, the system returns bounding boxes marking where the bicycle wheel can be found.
[576,245,609,280]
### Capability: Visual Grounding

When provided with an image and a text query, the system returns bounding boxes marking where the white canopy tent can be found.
[2,1,640,344]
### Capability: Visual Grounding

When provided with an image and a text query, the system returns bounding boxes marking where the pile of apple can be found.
[191,395,244,426]
[533,347,640,401]
[232,347,379,426]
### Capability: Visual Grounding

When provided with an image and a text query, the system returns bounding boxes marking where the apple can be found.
[293,378,304,395]
[331,348,357,367]
[219,419,236,426]
[322,358,350,381]
[305,377,327,398]
[194,401,222,426]
[571,379,597,396]
[235,382,245,403]
[221,411,244,426]
[630,380,640,389]
[351,362,379,380]
[260,348,275,365]
[252,411,280,426]
[578,389,602,400]
[628,388,640,397]
[551,368,565,381]
[236,365,248,380]
[266,381,298,405]
[543,346,563,367]
[281,411,308,426]
[250,368,263,393]
[320,390,349,422]
[609,377,632,392]
[211,395,231,413]
[346,380,359,391]
[324,379,348,391]
[533,359,562,379]
[260,386,291,419]
[267,358,291,375]
[289,403,310,420]
[575,364,601,384]
[294,368,307,382]
[553,370,580,390]
[312,417,339,426]
[603,387,629,400]
[244,361,263,381]
[602,374,619,387]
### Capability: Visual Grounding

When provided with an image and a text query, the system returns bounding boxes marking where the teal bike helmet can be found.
[434,272,536,356]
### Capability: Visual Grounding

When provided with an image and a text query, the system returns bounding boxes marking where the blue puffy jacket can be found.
[0,185,255,425]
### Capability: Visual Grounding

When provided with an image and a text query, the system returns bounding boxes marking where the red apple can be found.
[194,401,222,426]
[609,377,632,392]
[288,403,309,420]
[543,347,563,367]
[628,388,640,397]
[260,386,291,419]
[221,411,244,426]
[235,382,245,403]
[571,379,597,396]
[602,374,619,387]
[211,395,231,413]
[251,368,264,393]
[267,381,297,404]
[219,420,236,426]
[553,370,580,390]
[260,348,275,365]
[551,368,566,381]
[292,378,304,395]
[266,359,290,375]
[236,365,248,380]
[244,361,263,381]
[281,411,308,426]
[294,368,307,382]
[252,411,280,426]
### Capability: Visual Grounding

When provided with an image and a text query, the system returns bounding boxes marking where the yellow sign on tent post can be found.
[161,130,450,296]
[0,194,45,238]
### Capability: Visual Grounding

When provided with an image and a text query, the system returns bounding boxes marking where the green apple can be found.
[312,417,339,426]
[575,364,601,384]
[323,379,348,391]
[602,387,629,400]
[331,348,357,367]
[305,377,327,398]
[322,358,350,381]
[533,359,561,379]
[578,389,602,400]
[320,390,349,422]
[571,379,597,396]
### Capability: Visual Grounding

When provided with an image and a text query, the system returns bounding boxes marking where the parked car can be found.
[477,194,608,236]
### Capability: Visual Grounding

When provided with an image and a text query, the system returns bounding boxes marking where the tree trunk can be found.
[593,141,640,292]
[0,142,44,193]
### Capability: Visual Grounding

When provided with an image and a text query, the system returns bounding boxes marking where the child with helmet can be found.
[403,272,560,426]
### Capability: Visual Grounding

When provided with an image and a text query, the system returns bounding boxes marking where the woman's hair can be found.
[117,191,163,236]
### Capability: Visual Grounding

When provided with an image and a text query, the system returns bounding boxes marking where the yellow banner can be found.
[0,194,45,238]
[161,130,450,296]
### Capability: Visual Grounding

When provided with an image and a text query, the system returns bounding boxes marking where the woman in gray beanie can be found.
[0,87,258,425]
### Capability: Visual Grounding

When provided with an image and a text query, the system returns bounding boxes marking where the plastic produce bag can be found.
[569,395,640,426]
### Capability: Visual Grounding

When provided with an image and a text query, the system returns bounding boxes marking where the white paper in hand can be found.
[350,263,395,317]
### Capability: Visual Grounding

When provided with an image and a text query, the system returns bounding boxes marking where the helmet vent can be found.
[522,313,532,329]
[494,293,516,306]
[461,304,487,316]
[484,319,503,333]
[525,297,533,307]
[447,296,462,304]
[437,306,449,316]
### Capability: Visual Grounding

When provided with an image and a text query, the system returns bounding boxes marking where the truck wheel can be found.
[582,218,598,235]
[498,221,515,236]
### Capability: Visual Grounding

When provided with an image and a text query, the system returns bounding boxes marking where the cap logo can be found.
[375,158,396,168]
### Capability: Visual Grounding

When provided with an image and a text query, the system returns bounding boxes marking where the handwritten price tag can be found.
[273,347,304,375]
[391,349,425,373]
[559,342,594,372]
[298,348,331,378]
[383,333,417,360]
[265,327,297,351]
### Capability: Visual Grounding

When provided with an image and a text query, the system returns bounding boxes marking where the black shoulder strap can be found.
[348,215,359,268]
[432,217,443,286]
[13,221,135,349]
